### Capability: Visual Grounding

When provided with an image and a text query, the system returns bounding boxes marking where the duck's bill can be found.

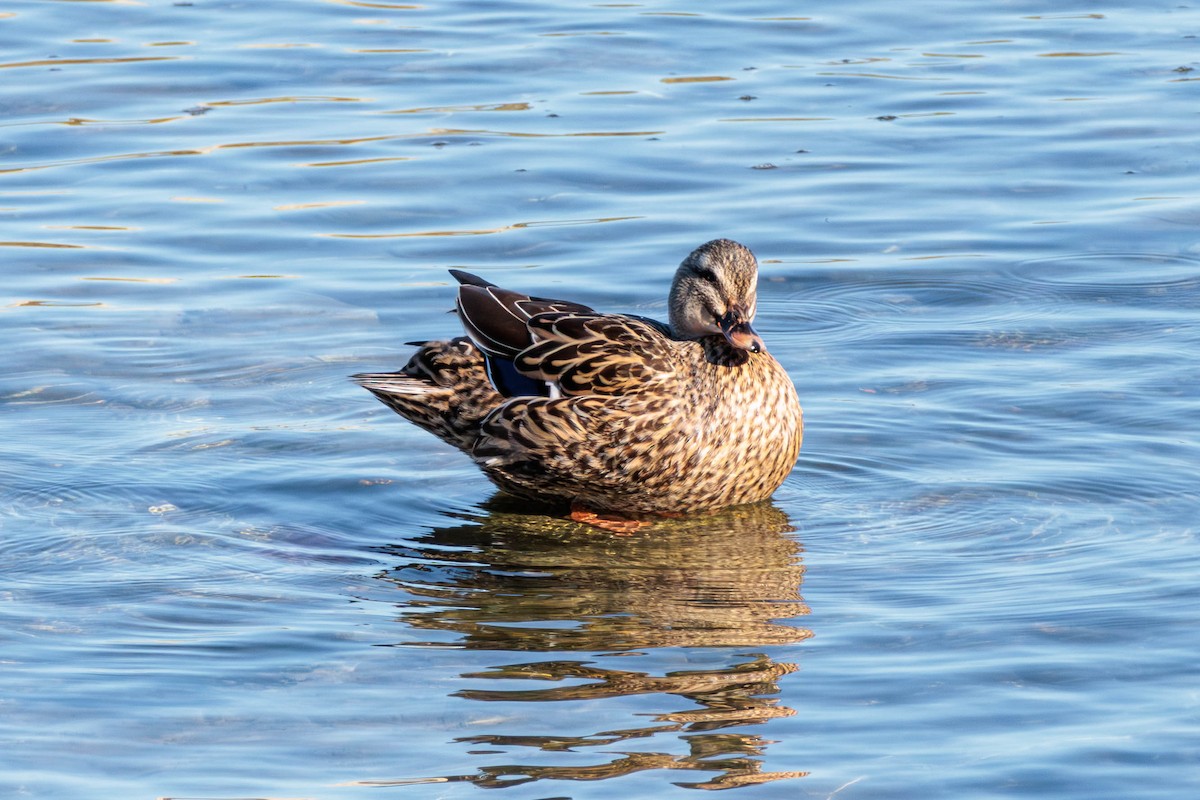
[720,317,765,353]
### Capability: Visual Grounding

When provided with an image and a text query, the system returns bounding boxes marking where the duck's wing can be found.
[515,312,676,397]
[451,270,599,397]
[470,313,678,483]
[451,270,675,398]
[452,269,593,361]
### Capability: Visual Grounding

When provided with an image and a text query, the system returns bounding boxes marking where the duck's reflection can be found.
[370,498,811,790]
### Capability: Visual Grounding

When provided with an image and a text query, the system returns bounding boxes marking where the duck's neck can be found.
[699,335,752,367]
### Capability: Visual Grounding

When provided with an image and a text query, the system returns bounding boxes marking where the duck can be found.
[354,239,803,532]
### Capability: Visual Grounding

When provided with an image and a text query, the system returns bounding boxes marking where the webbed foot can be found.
[569,503,651,535]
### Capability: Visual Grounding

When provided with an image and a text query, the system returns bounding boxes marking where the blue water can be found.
[3,1,1200,798]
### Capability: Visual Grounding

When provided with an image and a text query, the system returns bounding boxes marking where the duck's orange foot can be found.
[569,503,651,535]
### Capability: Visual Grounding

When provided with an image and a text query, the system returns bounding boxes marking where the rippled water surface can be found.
[4,1,1200,798]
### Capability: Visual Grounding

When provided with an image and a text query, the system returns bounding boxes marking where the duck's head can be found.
[668,238,765,353]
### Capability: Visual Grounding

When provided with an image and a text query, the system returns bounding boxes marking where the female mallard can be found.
[355,239,803,531]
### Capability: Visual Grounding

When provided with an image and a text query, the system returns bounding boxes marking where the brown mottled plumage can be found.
[354,239,803,525]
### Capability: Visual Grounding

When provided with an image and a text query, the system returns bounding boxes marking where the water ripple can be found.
[5,1,1200,798]
[1008,252,1200,291]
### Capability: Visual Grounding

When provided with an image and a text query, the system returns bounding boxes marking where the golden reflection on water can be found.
[299,156,413,167]
[660,75,734,84]
[0,240,86,249]
[325,0,423,9]
[273,199,365,211]
[0,127,658,177]
[370,500,810,790]
[326,215,643,239]
[0,56,179,70]
[205,95,368,106]
[384,102,532,114]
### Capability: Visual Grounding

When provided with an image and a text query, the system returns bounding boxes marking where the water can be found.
[3,0,1199,797]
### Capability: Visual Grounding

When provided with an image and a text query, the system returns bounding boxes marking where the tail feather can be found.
[353,337,503,452]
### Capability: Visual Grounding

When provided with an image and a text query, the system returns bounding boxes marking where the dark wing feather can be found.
[482,354,545,398]
[515,312,675,396]
[450,270,596,397]
[447,269,494,288]
[456,284,533,360]
[451,270,594,361]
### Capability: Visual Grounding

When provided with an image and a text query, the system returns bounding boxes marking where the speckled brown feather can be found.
[473,333,802,514]
[354,337,502,452]
[354,240,804,517]
[516,313,675,396]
